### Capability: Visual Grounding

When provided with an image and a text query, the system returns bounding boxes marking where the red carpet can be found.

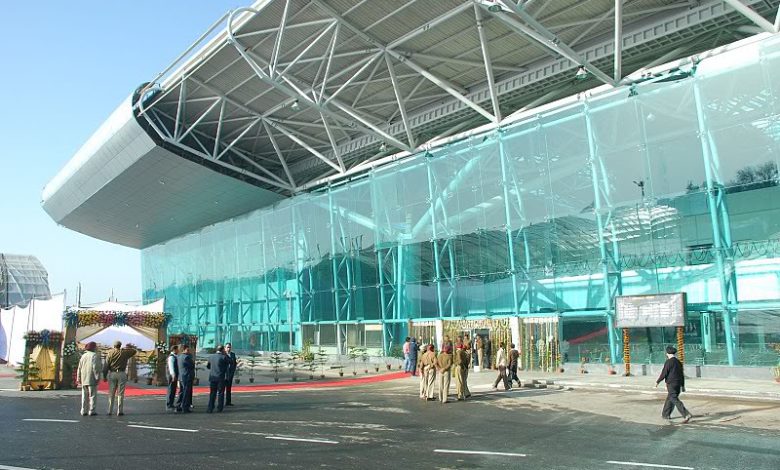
[95,371,409,396]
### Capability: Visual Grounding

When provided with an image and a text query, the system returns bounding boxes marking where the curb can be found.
[519,378,780,402]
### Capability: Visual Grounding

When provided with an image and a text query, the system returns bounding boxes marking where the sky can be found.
[0,1,242,305]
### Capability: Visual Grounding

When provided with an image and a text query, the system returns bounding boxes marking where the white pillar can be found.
[510,316,521,351]
[435,319,444,351]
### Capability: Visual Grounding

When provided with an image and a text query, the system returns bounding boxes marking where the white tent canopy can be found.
[0,293,66,366]
[73,299,165,345]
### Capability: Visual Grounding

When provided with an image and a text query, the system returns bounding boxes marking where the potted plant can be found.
[247,352,261,383]
[15,357,40,391]
[288,350,303,382]
[348,346,359,376]
[145,352,157,385]
[316,348,328,379]
[579,357,589,374]
[388,345,403,370]
[269,352,283,382]
[360,348,370,374]
[234,359,242,384]
[193,356,206,386]
[301,340,316,380]
[605,357,617,375]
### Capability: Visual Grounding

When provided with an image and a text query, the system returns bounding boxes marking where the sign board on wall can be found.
[615,293,686,328]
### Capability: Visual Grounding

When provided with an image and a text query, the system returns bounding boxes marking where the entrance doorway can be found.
[520,317,560,372]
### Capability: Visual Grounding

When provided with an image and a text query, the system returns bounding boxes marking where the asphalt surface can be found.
[1,378,778,470]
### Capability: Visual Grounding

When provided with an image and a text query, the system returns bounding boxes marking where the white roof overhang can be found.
[43,0,780,248]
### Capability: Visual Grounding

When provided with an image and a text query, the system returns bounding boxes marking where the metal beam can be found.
[312,0,492,121]
[320,113,346,171]
[264,119,342,173]
[385,54,415,148]
[178,97,221,142]
[277,22,337,80]
[386,2,473,50]
[263,121,296,189]
[270,0,290,75]
[318,23,339,103]
[776,5,780,33]
[227,12,412,152]
[614,0,623,83]
[493,0,615,86]
[722,0,775,34]
[173,79,187,139]
[402,51,526,73]
[387,49,496,122]
[475,5,502,123]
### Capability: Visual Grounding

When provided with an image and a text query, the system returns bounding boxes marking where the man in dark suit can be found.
[176,345,195,413]
[655,345,693,423]
[206,345,229,413]
[224,343,238,407]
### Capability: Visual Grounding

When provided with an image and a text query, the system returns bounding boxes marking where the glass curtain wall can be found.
[143,35,780,365]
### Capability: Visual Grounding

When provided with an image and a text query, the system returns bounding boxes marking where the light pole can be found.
[284,290,294,351]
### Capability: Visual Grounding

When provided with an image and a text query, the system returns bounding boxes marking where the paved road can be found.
[1,379,778,469]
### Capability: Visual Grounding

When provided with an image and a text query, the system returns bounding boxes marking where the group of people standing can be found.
[407,333,482,404]
[166,342,238,413]
[403,334,525,404]
[76,340,139,416]
[75,340,239,416]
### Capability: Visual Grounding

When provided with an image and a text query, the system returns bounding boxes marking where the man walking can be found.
[408,337,419,376]
[176,345,195,413]
[508,343,520,387]
[76,341,101,416]
[436,345,453,403]
[103,341,137,416]
[206,345,229,413]
[224,343,238,407]
[492,342,511,390]
[475,335,484,370]
[166,345,179,412]
[403,337,411,373]
[655,346,693,423]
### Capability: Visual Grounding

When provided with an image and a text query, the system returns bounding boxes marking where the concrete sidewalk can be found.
[462,367,780,401]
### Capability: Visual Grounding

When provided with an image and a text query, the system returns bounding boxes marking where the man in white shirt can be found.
[166,345,179,411]
[76,341,101,416]
[492,342,511,391]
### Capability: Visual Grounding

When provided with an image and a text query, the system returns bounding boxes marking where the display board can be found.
[615,293,685,328]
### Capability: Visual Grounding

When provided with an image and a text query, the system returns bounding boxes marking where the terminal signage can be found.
[615,293,685,328]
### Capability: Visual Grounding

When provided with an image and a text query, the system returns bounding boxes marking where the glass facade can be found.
[143,35,780,366]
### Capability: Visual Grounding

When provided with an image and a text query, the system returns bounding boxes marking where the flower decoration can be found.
[155,341,168,353]
[62,342,78,356]
[62,309,170,328]
[24,330,63,348]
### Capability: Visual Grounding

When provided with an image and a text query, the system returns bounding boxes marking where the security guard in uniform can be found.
[436,345,453,404]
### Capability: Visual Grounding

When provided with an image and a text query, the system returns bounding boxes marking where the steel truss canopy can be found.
[43,0,780,248]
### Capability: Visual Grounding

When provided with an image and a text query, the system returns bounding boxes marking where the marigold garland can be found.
[63,308,169,328]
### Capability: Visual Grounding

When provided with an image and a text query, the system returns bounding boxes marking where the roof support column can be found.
[384,54,415,148]
[493,0,615,86]
[722,0,775,34]
[474,4,502,123]
[614,0,623,83]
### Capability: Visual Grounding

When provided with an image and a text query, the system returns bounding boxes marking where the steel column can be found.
[584,101,621,365]
[692,79,738,365]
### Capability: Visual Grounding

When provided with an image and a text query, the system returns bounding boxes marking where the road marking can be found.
[434,449,527,457]
[606,460,694,469]
[127,425,198,433]
[0,465,40,470]
[266,436,339,444]
[22,419,78,423]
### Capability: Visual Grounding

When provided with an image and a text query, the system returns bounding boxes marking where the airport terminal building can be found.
[43,1,780,368]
